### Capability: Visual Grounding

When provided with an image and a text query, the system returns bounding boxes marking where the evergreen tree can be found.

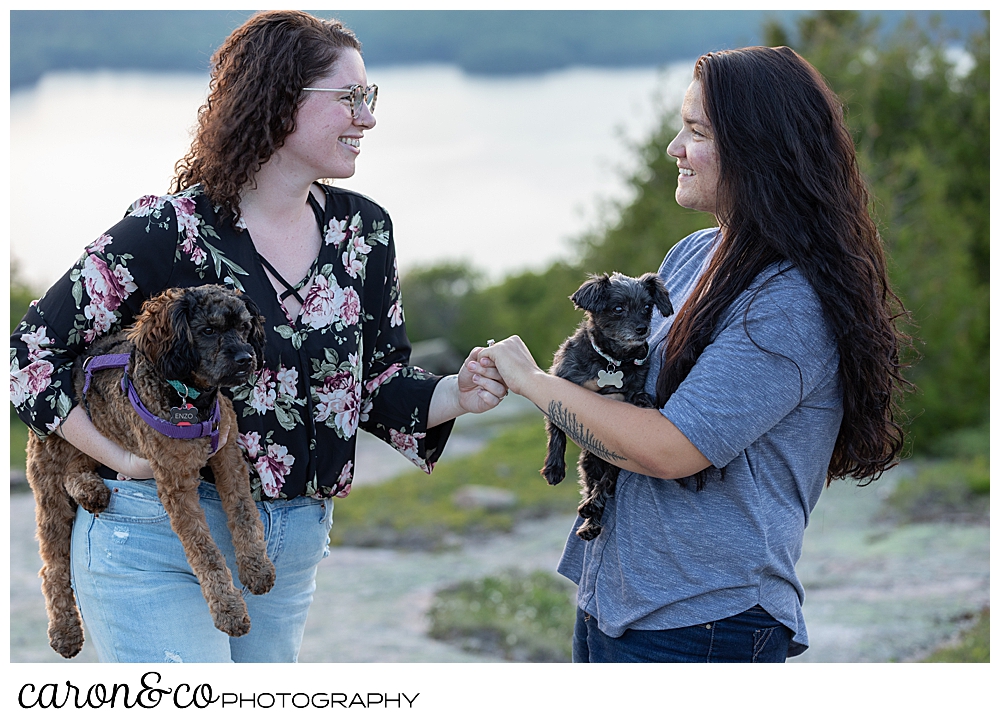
[765,11,990,451]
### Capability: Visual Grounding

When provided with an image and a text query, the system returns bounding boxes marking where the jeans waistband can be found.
[96,464,216,485]
[98,472,323,508]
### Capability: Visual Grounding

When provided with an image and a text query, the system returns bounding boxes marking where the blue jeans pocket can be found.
[85,480,177,575]
[743,607,791,663]
[751,625,777,661]
[96,479,168,523]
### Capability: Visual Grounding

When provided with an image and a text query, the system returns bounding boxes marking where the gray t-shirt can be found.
[557,227,842,656]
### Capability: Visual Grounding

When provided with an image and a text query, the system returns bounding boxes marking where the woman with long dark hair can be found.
[10,10,506,662]
[481,46,909,662]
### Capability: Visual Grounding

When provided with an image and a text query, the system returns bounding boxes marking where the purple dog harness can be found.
[82,353,221,453]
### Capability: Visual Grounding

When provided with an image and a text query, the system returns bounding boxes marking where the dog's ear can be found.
[128,288,200,380]
[640,273,673,318]
[161,290,201,380]
[570,274,612,313]
[240,292,267,369]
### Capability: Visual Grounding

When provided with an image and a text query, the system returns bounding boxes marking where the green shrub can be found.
[427,568,576,662]
[766,12,990,454]
[10,260,38,470]
[10,260,38,335]
[330,419,582,549]
[881,457,989,524]
[921,608,990,663]
[402,260,587,372]
[927,421,990,463]
[10,421,30,471]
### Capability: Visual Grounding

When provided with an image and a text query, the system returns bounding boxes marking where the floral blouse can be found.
[10,183,453,501]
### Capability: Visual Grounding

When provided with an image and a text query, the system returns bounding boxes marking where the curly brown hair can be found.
[171,10,361,224]
[656,46,912,488]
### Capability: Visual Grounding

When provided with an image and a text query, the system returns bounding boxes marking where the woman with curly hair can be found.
[481,46,910,662]
[10,10,506,662]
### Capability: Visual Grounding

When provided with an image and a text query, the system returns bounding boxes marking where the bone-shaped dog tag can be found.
[169,403,198,427]
[597,369,624,389]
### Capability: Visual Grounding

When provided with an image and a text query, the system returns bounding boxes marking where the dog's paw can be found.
[211,595,252,637]
[576,520,602,541]
[49,621,85,659]
[541,461,566,486]
[240,557,276,596]
[68,474,111,514]
[633,392,656,409]
[74,482,111,514]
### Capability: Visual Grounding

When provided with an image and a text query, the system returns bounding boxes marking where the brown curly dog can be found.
[26,284,275,658]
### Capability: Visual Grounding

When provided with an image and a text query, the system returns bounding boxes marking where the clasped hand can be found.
[456,346,510,414]
[474,336,541,398]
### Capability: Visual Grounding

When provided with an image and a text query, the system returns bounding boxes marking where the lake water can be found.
[9,62,695,291]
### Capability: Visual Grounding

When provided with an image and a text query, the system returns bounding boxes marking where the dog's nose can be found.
[635,324,648,336]
[234,351,252,368]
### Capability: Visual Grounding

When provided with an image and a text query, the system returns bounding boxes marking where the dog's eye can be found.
[613,305,624,314]
[644,304,652,312]
[202,327,216,337]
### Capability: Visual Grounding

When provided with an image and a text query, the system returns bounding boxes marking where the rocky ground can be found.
[9,402,989,663]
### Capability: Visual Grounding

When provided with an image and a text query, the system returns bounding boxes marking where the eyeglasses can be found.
[301,83,378,118]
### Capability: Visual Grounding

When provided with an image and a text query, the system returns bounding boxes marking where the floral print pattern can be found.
[9,357,54,409]
[255,443,295,498]
[387,258,404,328]
[299,274,345,330]
[20,326,54,361]
[76,248,138,343]
[232,363,305,432]
[310,350,362,440]
[239,430,295,498]
[10,184,452,501]
[333,460,353,498]
[10,320,73,431]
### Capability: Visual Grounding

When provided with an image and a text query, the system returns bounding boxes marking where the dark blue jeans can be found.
[573,605,792,662]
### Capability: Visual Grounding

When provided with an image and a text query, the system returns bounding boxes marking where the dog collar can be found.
[588,334,651,390]
[82,353,221,453]
[168,378,203,401]
[587,333,650,368]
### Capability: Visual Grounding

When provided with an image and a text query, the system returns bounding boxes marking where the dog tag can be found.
[169,403,199,426]
[597,369,624,389]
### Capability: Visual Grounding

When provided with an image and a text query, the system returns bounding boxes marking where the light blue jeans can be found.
[70,477,333,663]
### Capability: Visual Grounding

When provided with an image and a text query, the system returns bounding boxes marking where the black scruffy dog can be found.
[543,272,673,540]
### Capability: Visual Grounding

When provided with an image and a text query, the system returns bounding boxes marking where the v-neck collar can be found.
[244,185,329,326]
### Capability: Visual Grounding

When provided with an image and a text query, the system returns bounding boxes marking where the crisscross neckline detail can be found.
[257,254,314,307]
[252,191,327,313]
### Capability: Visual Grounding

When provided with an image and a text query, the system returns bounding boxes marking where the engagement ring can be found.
[487,339,495,347]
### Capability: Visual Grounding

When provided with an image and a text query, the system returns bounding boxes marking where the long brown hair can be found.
[657,46,910,486]
[171,10,361,223]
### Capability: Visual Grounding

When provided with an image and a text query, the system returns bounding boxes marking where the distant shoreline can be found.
[10,9,984,91]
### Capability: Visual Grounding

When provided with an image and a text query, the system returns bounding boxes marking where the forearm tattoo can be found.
[547,400,627,463]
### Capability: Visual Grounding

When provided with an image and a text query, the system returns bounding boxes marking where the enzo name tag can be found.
[169,404,199,426]
[597,369,624,389]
